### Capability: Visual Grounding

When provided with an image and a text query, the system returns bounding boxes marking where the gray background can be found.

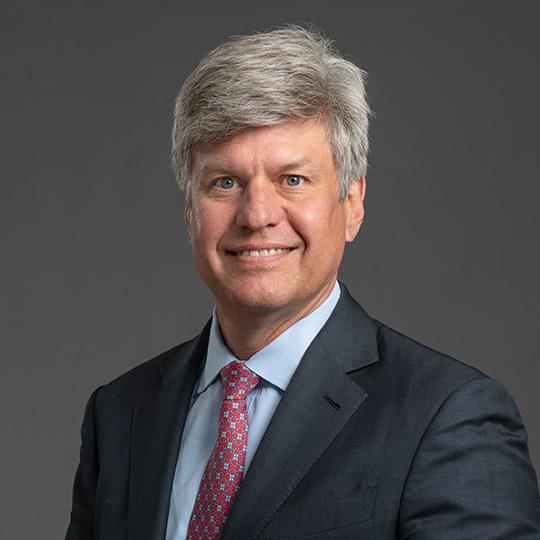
[2,1,539,538]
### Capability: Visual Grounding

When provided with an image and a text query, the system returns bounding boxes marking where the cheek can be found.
[295,201,346,245]
[190,204,230,250]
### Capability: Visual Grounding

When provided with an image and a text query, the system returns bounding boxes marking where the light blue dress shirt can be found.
[165,282,341,540]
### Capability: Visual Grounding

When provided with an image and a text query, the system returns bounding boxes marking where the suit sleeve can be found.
[65,387,102,540]
[398,377,540,539]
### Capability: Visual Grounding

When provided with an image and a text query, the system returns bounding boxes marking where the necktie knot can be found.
[221,360,259,401]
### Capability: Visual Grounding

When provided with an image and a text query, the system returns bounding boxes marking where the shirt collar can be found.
[197,281,341,394]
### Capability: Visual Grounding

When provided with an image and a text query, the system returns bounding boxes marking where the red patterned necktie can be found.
[187,360,260,539]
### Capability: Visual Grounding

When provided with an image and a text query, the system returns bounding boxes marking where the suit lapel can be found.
[127,323,211,540]
[221,285,379,540]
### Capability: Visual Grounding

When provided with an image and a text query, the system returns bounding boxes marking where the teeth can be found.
[239,248,291,257]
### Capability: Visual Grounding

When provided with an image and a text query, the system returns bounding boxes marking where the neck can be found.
[216,282,336,360]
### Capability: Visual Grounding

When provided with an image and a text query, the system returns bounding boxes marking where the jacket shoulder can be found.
[367,319,493,400]
[95,321,210,407]
[374,319,486,379]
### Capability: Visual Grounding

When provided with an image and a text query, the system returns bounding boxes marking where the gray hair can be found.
[172,24,371,202]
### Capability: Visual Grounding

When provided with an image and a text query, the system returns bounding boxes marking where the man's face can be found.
[186,120,365,320]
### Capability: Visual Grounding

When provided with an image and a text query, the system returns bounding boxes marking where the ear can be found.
[344,177,366,243]
[184,201,192,243]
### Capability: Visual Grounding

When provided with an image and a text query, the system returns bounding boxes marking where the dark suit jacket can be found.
[66,284,540,539]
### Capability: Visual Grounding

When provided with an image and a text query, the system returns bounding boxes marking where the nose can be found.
[235,180,283,231]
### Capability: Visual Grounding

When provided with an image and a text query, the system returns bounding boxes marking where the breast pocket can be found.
[262,485,377,539]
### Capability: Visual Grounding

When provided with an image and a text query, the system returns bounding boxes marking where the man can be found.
[66,26,540,539]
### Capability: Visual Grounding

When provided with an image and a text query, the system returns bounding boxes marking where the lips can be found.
[231,248,292,257]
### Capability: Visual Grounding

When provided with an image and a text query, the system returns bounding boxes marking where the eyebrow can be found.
[277,158,322,174]
[197,157,323,176]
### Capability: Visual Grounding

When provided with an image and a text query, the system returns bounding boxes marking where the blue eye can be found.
[286,175,303,186]
[218,177,236,189]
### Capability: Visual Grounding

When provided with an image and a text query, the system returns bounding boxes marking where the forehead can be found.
[191,120,334,176]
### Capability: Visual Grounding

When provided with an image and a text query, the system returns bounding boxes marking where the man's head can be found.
[173,25,369,340]
[172,25,371,203]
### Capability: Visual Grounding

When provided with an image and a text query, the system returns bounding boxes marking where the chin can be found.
[221,280,299,314]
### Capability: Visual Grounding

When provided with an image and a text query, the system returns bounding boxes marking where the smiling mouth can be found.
[231,248,292,257]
